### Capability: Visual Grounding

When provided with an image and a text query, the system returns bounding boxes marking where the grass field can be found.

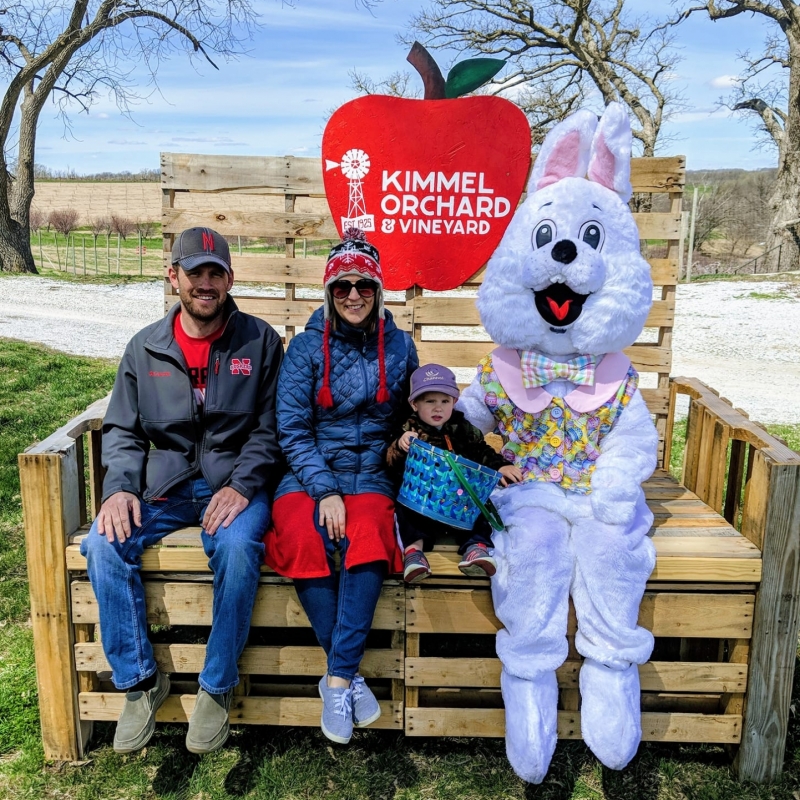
[1,338,800,799]
[29,228,337,279]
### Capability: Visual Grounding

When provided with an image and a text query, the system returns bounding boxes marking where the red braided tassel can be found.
[316,319,334,408]
[376,316,390,404]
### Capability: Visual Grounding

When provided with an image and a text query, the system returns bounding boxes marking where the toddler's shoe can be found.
[351,674,381,727]
[458,543,497,577]
[318,675,354,744]
[403,548,431,583]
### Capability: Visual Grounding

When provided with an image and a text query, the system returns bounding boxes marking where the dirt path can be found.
[1,276,798,423]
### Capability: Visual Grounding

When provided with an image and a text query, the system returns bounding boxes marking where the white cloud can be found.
[95,112,110,119]
[108,139,146,145]
[710,75,741,89]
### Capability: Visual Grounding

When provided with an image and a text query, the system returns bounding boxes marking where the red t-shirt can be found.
[173,313,224,406]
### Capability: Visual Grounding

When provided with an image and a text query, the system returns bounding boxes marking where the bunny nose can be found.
[551,240,577,265]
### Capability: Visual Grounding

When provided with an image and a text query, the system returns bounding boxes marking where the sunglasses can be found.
[330,278,378,299]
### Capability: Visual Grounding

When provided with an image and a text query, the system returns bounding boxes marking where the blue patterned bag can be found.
[397,438,503,530]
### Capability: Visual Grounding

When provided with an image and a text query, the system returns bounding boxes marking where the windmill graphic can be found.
[325,148,375,232]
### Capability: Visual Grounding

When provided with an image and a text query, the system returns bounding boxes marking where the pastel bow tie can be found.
[519,352,599,388]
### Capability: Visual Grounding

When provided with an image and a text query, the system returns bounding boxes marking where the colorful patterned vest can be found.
[478,352,638,494]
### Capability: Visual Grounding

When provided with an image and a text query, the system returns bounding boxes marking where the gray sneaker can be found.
[185,687,232,753]
[113,670,171,753]
[318,676,353,744]
[351,674,381,728]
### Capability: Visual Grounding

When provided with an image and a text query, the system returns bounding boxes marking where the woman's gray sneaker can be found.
[113,670,171,753]
[318,676,353,744]
[186,688,233,753]
[351,674,381,727]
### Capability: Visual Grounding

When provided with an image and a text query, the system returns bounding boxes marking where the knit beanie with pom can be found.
[317,227,389,408]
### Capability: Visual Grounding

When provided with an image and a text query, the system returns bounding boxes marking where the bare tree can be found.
[89,216,109,239]
[134,218,156,240]
[48,208,79,237]
[0,1,260,274]
[110,214,134,241]
[349,68,420,99]
[28,206,45,232]
[404,0,685,156]
[677,1,800,271]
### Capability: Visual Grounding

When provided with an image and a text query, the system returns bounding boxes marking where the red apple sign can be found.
[322,48,531,291]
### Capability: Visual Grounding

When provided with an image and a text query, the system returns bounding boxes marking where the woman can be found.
[264,228,418,744]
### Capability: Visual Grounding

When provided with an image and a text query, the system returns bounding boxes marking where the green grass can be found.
[1,340,800,798]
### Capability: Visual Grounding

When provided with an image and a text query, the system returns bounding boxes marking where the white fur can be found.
[463,103,660,780]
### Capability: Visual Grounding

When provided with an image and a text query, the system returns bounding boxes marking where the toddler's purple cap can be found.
[409,364,459,402]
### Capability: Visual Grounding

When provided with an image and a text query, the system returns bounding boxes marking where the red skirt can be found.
[264,492,403,579]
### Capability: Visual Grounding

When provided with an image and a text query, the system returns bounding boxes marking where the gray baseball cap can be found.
[171,227,231,273]
[409,364,460,402]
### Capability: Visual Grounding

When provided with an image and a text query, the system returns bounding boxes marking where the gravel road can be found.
[1,275,798,423]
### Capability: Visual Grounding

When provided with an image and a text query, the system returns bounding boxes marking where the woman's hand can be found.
[318,494,346,541]
[498,464,524,488]
[399,431,419,452]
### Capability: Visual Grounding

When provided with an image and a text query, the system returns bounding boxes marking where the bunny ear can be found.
[528,109,598,193]
[587,102,633,202]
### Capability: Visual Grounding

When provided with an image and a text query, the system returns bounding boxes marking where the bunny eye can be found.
[533,220,556,249]
[580,221,604,251]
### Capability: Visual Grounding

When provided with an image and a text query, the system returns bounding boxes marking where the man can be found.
[81,227,283,754]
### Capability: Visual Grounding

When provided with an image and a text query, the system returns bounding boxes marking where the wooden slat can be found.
[161,153,327,195]
[19,449,85,761]
[406,588,754,637]
[162,208,338,238]
[161,152,681,197]
[632,212,682,239]
[737,461,800,781]
[412,297,673,329]
[80,693,402,729]
[164,294,413,332]
[227,255,327,284]
[405,658,747,692]
[405,709,739,742]
[424,548,760,583]
[75,642,403,679]
[629,157,686,193]
[642,387,671,417]
[72,581,405,630]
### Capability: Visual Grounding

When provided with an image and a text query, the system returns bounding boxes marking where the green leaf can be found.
[444,58,506,98]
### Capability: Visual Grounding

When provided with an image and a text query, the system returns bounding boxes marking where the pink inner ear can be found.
[537,130,582,190]
[588,135,616,191]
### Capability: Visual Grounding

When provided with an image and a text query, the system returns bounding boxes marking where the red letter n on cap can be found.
[202,230,214,252]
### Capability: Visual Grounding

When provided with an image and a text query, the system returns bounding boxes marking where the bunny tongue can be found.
[534,283,589,327]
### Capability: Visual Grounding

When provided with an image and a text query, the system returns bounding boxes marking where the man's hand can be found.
[318,494,346,542]
[398,431,419,453]
[498,464,524,488]
[203,487,249,535]
[96,491,142,544]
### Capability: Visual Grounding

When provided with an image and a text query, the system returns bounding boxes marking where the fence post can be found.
[778,243,782,273]
[139,232,143,276]
[82,237,86,275]
[686,187,698,282]
[238,235,242,255]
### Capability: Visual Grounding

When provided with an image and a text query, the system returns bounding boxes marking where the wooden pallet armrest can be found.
[668,376,800,782]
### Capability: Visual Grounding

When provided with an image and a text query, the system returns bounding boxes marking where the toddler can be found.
[387,364,522,582]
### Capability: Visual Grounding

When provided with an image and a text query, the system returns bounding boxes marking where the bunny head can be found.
[477,103,652,358]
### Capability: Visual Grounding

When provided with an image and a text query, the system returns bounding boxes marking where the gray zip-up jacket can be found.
[101,297,283,504]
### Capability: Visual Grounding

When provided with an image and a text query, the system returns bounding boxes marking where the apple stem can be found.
[407,41,446,100]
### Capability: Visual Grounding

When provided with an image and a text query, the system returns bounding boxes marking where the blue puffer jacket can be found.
[275,306,418,501]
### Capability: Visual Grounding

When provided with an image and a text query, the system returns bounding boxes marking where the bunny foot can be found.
[579,657,642,770]
[500,667,558,784]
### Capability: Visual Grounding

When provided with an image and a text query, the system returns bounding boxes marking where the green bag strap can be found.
[442,451,505,532]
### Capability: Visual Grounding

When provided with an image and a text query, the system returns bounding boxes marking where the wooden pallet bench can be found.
[18,153,800,783]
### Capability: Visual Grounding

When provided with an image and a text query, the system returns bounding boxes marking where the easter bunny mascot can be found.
[456,103,659,783]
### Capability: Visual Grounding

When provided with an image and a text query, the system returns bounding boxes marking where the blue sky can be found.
[30,0,779,174]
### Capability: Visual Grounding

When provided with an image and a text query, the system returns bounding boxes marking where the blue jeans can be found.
[294,517,385,681]
[80,477,268,692]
